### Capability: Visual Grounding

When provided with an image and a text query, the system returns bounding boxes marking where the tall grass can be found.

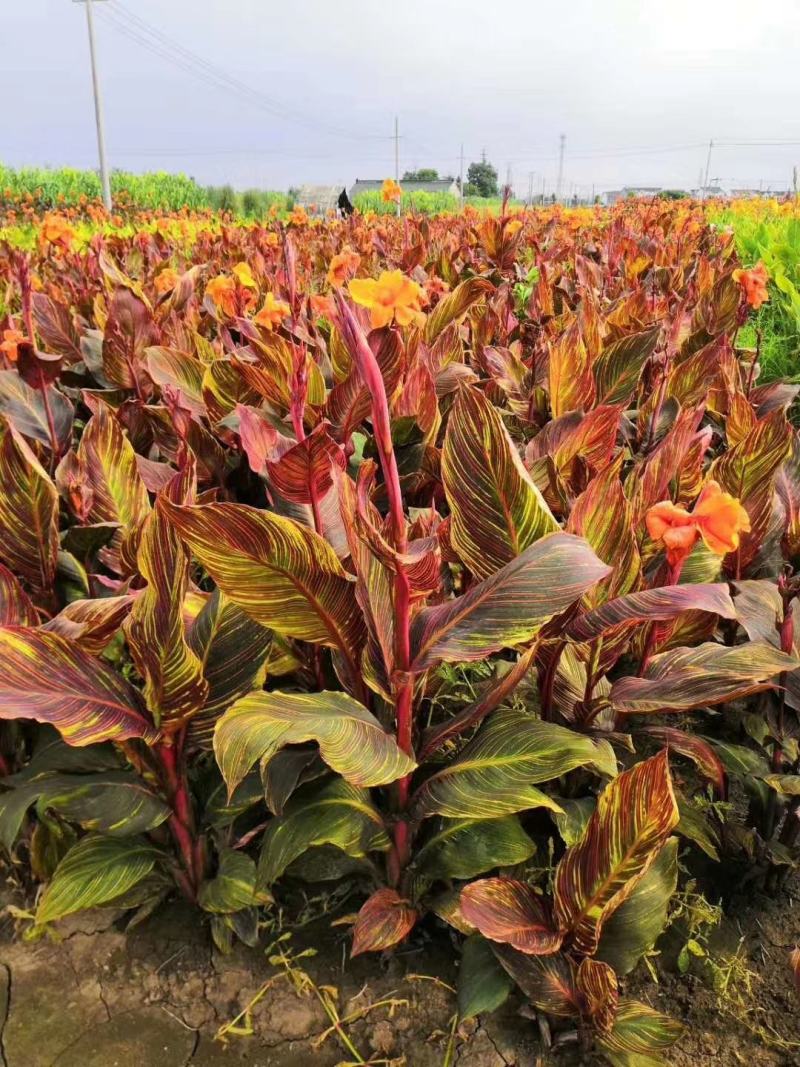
[714,200,800,380]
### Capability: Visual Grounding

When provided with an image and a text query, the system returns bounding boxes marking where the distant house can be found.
[295,185,345,215]
[603,186,665,205]
[349,178,460,201]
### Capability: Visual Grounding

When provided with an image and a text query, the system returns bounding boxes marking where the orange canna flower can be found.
[205,274,238,317]
[154,268,179,296]
[691,479,751,555]
[327,247,361,287]
[733,261,769,309]
[254,291,291,331]
[289,206,308,226]
[505,218,523,237]
[41,214,77,251]
[348,270,426,330]
[381,178,402,204]
[0,328,26,363]
[232,261,258,290]
[646,479,750,568]
[310,293,336,319]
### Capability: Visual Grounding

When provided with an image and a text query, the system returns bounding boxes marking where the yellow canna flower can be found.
[232,261,258,289]
[348,270,426,330]
[381,179,402,204]
[254,291,291,331]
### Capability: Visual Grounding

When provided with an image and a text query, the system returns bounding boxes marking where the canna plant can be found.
[0,195,799,1063]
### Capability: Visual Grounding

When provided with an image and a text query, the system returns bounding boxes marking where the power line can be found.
[95,1,392,143]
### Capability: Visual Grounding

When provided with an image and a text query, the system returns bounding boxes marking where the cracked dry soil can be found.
[0,877,799,1067]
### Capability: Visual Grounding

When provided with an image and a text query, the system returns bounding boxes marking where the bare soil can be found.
[0,872,798,1067]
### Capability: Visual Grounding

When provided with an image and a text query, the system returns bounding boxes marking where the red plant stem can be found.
[334,295,414,877]
[157,734,198,900]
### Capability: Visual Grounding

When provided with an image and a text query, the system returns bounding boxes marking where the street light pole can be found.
[75,0,112,211]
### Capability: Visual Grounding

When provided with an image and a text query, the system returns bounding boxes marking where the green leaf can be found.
[187,589,272,746]
[410,532,611,671]
[552,797,596,846]
[415,815,536,881]
[596,838,679,975]
[198,850,272,914]
[36,771,171,837]
[36,835,159,924]
[458,936,514,1020]
[676,796,720,861]
[411,709,615,820]
[214,689,416,796]
[257,778,389,888]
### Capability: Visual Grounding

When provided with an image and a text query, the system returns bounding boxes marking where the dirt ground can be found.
[0,871,798,1067]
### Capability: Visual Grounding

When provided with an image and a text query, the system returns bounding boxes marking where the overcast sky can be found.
[3,0,800,196]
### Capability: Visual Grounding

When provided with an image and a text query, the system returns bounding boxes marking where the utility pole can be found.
[527,171,534,206]
[702,138,714,199]
[556,133,565,203]
[75,0,112,211]
[793,165,798,200]
[394,116,400,217]
[459,143,465,208]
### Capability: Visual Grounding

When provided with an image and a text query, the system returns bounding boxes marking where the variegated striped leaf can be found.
[610,642,797,715]
[0,561,38,626]
[423,277,493,344]
[36,834,159,925]
[596,998,683,1061]
[553,751,679,955]
[351,888,417,956]
[708,409,791,572]
[161,500,364,672]
[576,957,618,1033]
[125,468,208,727]
[492,945,579,1018]
[567,584,736,643]
[638,728,726,794]
[257,777,389,888]
[593,326,660,406]
[442,387,557,579]
[76,400,151,531]
[410,532,611,672]
[0,370,73,449]
[42,595,133,655]
[566,459,640,604]
[411,709,616,820]
[547,317,595,418]
[0,627,157,746]
[0,422,59,591]
[460,878,562,955]
[595,837,679,976]
[214,689,416,796]
[187,589,272,747]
